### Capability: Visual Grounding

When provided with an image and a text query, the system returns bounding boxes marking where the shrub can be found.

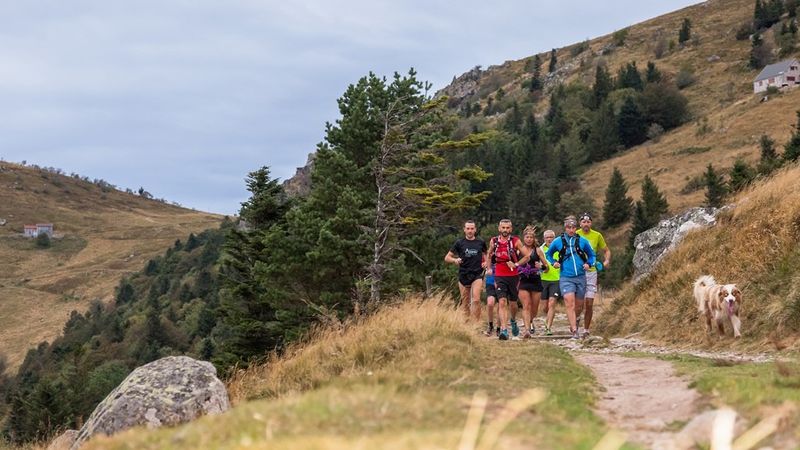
[570,40,590,56]
[766,86,780,95]
[647,123,665,142]
[613,28,629,47]
[736,21,754,40]
[675,68,696,89]
[35,233,51,248]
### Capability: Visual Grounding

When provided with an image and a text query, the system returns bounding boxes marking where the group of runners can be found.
[444,214,611,340]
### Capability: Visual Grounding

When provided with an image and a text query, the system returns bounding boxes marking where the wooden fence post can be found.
[425,275,433,298]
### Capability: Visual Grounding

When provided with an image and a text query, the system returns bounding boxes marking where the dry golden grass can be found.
[0,162,221,370]
[81,297,610,450]
[596,163,800,349]
[226,296,480,404]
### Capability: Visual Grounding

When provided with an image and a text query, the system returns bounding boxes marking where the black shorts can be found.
[519,277,543,293]
[485,282,496,298]
[494,275,519,302]
[458,270,484,287]
[542,280,561,300]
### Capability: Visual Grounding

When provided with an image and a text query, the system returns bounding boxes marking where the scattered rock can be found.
[71,356,230,449]
[633,206,730,282]
[707,54,721,62]
[0,218,6,226]
[46,430,78,450]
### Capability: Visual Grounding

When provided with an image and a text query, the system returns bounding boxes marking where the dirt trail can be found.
[575,353,701,449]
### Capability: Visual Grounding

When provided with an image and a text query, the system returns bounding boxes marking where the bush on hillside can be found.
[35,233,51,248]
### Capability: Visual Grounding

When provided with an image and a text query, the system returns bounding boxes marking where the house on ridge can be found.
[753,58,800,93]
[23,223,54,238]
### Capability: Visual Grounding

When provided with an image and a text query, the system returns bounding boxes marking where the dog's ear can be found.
[733,287,742,302]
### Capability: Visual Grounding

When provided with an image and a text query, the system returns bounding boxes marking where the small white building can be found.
[23,223,54,238]
[753,59,800,93]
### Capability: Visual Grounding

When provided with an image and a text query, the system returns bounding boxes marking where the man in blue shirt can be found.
[545,216,596,339]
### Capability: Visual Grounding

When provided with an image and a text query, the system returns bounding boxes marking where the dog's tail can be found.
[694,275,716,313]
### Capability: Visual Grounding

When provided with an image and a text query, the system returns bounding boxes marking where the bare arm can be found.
[603,247,611,267]
[444,250,461,265]
[537,247,549,271]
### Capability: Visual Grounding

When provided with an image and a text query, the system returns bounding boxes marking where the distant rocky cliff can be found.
[283,153,315,197]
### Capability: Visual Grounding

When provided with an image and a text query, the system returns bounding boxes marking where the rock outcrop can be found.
[71,356,229,449]
[46,430,79,450]
[283,152,315,198]
[633,206,726,282]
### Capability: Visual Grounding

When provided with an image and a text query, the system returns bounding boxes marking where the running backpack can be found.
[557,234,588,265]
[491,235,519,264]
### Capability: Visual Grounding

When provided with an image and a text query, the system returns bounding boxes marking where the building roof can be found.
[754,59,799,82]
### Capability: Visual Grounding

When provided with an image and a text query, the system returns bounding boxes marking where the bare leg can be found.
[470,279,483,321]
[487,296,496,325]
[574,298,585,329]
[499,298,509,331]
[584,297,594,331]
[510,299,519,329]
[546,298,556,329]
[563,293,577,332]
[531,292,541,326]
[458,283,470,319]
[519,289,532,332]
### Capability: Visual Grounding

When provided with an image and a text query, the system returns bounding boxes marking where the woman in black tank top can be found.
[518,226,549,337]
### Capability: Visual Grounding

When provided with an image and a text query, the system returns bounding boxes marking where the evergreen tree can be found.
[678,18,692,44]
[548,48,558,73]
[749,33,770,69]
[754,0,766,28]
[592,65,614,109]
[645,61,662,83]
[758,133,782,174]
[641,82,689,130]
[704,164,728,207]
[616,62,644,91]
[239,167,289,230]
[640,175,669,225]
[586,102,619,162]
[629,200,649,248]
[784,111,800,162]
[602,167,633,227]
[522,114,540,146]
[504,101,523,133]
[530,54,543,91]
[546,86,569,141]
[617,96,647,148]
[729,158,756,192]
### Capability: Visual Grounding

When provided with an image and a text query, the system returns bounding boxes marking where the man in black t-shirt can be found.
[445,220,487,321]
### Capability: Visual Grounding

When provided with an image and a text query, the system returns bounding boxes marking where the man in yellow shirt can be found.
[575,212,611,338]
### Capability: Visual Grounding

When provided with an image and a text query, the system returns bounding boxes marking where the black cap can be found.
[579,212,592,221]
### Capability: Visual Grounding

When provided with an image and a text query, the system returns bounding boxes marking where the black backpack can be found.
[557,234,587,265]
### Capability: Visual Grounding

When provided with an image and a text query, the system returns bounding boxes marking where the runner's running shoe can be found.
[499,329,509,341]
[511,320,519,337]
[545,327,553,336]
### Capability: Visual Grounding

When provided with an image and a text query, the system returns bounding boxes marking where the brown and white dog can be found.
[693,275,743,338]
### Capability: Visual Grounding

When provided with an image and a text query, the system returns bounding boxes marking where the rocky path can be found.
[575,353,700,449]
[507,313,778,448]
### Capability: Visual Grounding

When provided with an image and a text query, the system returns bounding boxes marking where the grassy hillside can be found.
[82,299,623,450]
[596,163,800,349]
[0,162,221,369]
[442,0,798,223]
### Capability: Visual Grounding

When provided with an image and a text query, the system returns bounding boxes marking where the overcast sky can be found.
[0,1,700,214]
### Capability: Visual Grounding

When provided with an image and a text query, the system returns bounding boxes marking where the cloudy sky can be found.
[1,1,699,214]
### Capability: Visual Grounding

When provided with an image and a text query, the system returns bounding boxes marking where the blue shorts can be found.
[560,276,586,299]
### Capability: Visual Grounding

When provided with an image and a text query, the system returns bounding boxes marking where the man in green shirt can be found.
[575,212,611,338]
[539,229,560,336]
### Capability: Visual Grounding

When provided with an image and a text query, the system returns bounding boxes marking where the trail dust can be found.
[575,353,700,449]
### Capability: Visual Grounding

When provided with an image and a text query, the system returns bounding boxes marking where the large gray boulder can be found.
[71,356,229,449]
[633,207,725,282]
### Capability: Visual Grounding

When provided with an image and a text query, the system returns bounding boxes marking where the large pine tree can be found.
[592,65,614,109]
[617,96,647,148]
[640,175,669,225]
[602,167,633,227]
[729,158,756,192]
[586,102,620,162]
